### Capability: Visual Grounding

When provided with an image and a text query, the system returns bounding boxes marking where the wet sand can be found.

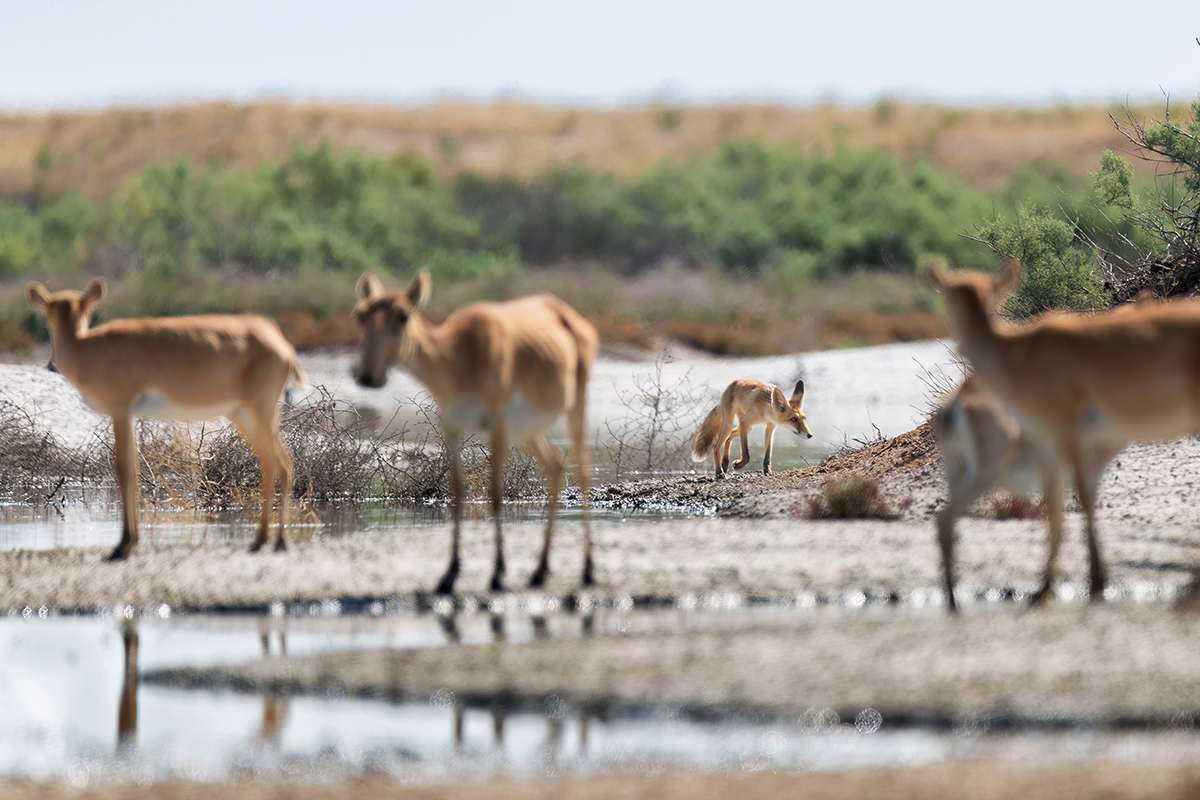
[5,759,1200,800]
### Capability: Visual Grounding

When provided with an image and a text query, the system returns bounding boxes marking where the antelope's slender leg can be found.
[488,425,508,593]
[109,411,139,561]
[436,427,465,595]
[527,433,564,588]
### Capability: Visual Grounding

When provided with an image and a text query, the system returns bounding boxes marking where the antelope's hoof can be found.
[529,566,549,589]
[1029,585,1055,607]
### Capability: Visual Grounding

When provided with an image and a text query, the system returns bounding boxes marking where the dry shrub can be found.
[827,309,947,345]
[196,387,378,506]
[274,311,361,351]
[591,315,652,350]
[664,318,776,357]
[805,478,902,520]
[601,353,707,478]
[1,387,548,512]
[372,396,543,502]
[984,492,1046,520]
[0,396,93,499]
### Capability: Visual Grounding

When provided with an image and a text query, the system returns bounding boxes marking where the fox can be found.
[692,379,813,479]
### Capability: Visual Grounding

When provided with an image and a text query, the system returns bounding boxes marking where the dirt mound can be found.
[591,420,942,519]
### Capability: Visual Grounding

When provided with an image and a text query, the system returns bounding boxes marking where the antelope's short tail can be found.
[691,404,723,462]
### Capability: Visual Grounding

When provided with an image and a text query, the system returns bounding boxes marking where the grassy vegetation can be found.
[0,98,1185,357]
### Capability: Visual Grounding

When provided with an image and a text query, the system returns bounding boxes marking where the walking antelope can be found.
[26,278,303,560]
[929,261,1200,604]
[352,270,599,594]
[691,379,813,478]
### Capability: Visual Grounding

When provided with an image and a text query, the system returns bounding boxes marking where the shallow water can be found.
[0,493,700,553]
[4,601,1200,786]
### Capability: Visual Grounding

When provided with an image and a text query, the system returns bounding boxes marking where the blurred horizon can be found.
[3,0,1198,112]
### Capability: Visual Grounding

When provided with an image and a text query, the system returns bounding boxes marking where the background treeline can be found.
[1,97,1194,354]
[1,139,1003,282]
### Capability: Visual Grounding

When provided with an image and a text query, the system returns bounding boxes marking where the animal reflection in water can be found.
[441,607,600,759]
[113,617,291,753]
[353,270,599,594]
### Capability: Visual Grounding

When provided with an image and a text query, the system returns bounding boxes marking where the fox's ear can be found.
[26,282,50,312]
[791,380,805,405]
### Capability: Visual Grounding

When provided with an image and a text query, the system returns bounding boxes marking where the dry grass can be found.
[0,389,548,520]
[803,477,906,520]
[984,492,1047,520]
[0,99,1165,205]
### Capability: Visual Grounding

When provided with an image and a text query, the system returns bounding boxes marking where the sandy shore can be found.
[5,759,1200,800]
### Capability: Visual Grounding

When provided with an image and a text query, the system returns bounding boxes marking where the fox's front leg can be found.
[762,423,777,474]
[732,423,752,471]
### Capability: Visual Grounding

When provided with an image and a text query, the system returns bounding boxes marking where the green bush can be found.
[972,201,1112,318]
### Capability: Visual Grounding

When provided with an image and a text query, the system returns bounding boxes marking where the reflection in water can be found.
[117,615,137,750]
[6,604,1200,785]
[256,618,291,751]
[111,614,296,762]
[0,489,698,553]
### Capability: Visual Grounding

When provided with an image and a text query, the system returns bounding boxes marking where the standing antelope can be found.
[691,379,813,478]
[352,270,599,595]
[27,278,303,561]
[935,375,1120,611]
[929,261,1200,605]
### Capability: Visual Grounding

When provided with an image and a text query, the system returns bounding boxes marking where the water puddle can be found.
[0,492,701,553]
[4,601,1199,786]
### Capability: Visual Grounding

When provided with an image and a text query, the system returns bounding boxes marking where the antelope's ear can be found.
[26,282,50,312]
[923,259,950,291]
[357,271,384,302]
[82,277,107,311]
[407,269,431,310]
[994,259,1023,298]
[791,379,805,405]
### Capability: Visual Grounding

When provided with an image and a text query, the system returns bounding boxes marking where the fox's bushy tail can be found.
[691,404,723,462]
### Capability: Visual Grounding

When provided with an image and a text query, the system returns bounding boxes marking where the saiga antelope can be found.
[27,278,303,561]
[691,379,813,478]
[352,270,599,595]
[935,375,1125,611]
[929,261,1200,604]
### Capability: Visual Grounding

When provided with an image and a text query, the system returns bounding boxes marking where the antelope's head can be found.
[926,260,1022,341]
[352,269,431,389]
[776,380,813,439]
[26,278,107,342]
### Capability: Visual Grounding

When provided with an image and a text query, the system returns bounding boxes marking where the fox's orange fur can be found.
[930,261,1200,605]
[352,269,599,595]
[26,278,304,560]
[692,379,813,479]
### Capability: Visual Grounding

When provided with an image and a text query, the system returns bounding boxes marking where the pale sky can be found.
[1,0,1198,110]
